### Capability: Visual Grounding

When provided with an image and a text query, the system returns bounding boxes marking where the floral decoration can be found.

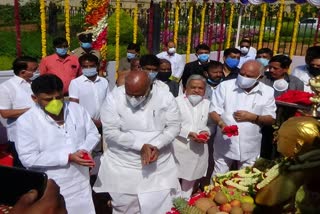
[199,1,207,44]
[273,0,284,55]
[223,125,239,137]
[257,3,267,50]
[186,3,194,63]
[40,0,46,57]
[173,1,180,47]
[225,3,235,49]
[65,0,70,46]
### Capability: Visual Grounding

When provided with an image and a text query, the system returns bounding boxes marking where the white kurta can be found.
[173,95,210,180]
[210,79,276,162]
[156,51,185,78]
[93,83,181,194]
[291,65,313,93]
[15,102,100,214]
[0,76,34,142]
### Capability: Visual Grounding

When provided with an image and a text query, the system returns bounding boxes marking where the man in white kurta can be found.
[15,74,100,214]
[94,71,181,214]
[210,60,276,175]
[173,75,210,198]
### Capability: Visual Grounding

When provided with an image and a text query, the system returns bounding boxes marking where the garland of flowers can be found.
[14,0,21,57]
[208,3,215,50]
[148,1,154,52]
[163,0,170,45]
[173,1,180,47]
[199,2,207,44]
[65,0,70,47]
[258,3,267,49]
[115,0,120,73]
[133,0,138,44]
[273,0,284,55]
[225,3,235,49]
[85,0,109,76]
[289,4,301,60]
[217,3,227,61]
[186,3,194,63]
[40,0,46,57]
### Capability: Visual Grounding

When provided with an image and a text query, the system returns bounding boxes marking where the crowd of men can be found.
[1,33,320,214]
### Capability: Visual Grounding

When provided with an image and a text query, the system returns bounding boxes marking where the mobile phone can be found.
[0,166,48,206]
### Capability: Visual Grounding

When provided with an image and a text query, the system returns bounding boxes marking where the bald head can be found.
[240,60,264,78]
[125,71,151,97]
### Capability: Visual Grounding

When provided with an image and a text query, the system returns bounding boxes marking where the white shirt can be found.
[237,46,257,69]
[0,75,34,141]
[15,102,100,214]
[94,83,181,194]
[69,75,109,119]
[291,65,313,93]
[210,79,276,161]
[173,95,210,180]
[156,51,185,78]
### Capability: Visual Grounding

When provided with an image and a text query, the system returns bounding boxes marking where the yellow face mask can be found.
[44,99,63,116]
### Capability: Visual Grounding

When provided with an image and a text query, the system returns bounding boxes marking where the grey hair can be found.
[186,74,207,87]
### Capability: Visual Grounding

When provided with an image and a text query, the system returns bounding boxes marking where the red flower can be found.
[276,90,314,106]
[166,208,180,214]
[197,133,209,141]
[188,192,206,206]
[223,125,239,137]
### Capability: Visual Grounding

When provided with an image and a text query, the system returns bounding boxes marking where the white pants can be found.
[110,189,177,214]
[180,179,196,199]
[212,154,258,177]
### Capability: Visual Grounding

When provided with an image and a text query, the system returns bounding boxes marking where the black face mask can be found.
[308,65,320,77]
[156,71,172,82]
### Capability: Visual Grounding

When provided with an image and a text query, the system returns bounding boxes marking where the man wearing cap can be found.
[72,32,101,61]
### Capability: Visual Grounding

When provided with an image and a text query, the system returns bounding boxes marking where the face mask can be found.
[148,72,158,81]
[225,57,240,69]
[308,65,320,77]
[256,58,269,67]
[168,47,176,54]
[45,99,63,116]
[207,78,221,87]
[240,47,249,55]
[198,54,210,62]
[127,52,136,60]
[82,67,97,77]
[156,71,172,82]
[30,70,40,81]
[187,95,203,106]
[273,79,288,91]
[236,74,259,89]
[56,48,68,56]
[126,95,146,108]
[81,42,92,49]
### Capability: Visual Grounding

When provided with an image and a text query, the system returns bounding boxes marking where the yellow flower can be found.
[186,3,194,63]
[258,3,267,50]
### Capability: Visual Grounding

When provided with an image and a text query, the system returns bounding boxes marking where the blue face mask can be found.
[198,54,210,62]
[127,53,136,60]
[148,72,158,81]
[256,58,269,67]
[82,67,98,77]
[81,42,92,49]
[225,57,240,69]
[207,78,221,86]
[56,48,68,56]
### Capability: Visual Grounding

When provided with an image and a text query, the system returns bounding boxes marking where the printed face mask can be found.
[225,57,240,69]
[45,99,63,116]
[82,67,98,77]
[187,95,203,106]
[236,74,259,89]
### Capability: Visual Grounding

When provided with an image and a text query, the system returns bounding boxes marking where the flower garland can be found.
[85,0,109,76]
[208,3,215,50]
[199,1,207,44]
[65,0,70,47]
[186,3,194,63]
[225,3,235,49]
[148,2,154,52]
[273,0,284,55]
[173,1,180,47]
[115,0,120,73]
[217,3,227,61]
[14,0,21,57]
[163,1,169,46]
[40,0,46,57]
[258,3,267,50]
[289,4,301,60]
[133,0,138,44]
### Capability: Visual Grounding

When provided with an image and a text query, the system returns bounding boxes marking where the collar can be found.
[234,81,263,95]
[12,75,29,85]
[82,75,100,83]
[54,53,71,62]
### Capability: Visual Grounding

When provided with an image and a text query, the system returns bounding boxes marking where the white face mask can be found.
[30,70,40,81]
[236,74,259,89]
[82,67,98,77]
[187,95,203,106]
[240,47,249,55]
[126,95,147,108]
[273,79,288,91]
[168,47,176,54]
